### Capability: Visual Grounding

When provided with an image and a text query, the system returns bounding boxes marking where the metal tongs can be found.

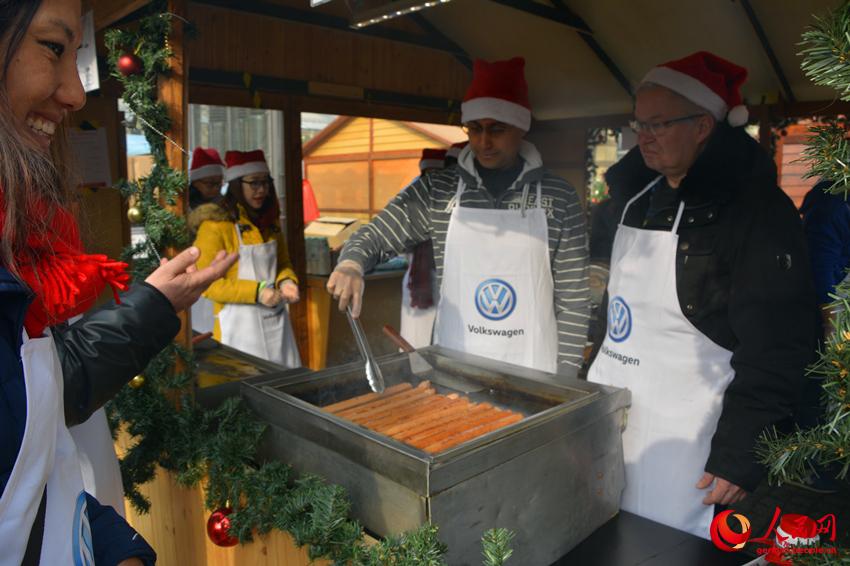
[346,306,386,393]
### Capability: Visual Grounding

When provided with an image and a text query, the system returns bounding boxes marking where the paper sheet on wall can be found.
[69,128,112,188]
[77,10,99,93]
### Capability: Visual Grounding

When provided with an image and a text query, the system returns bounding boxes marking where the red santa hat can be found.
[419,148,447,172]
[224,149,270,182]
[461,57,532,132]
[774,514,820,549]
[641,51,749,127]
[189,147,225,182]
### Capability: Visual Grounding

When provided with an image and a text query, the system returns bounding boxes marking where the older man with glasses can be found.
[328,57,590,377]
[588,52,820,538]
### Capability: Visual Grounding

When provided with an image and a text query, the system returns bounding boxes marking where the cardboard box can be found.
[304,216,362,250]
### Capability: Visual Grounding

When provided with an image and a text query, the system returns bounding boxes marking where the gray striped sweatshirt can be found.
[339,141,590,375]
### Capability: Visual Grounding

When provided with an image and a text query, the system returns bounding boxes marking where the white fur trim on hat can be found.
[225,161,270,182]
[419,159,444,171]
[461,97,531,131]
[189,164,225,182]
[727,104,749,127]
[642,66,728,120]
[775,525,819,549]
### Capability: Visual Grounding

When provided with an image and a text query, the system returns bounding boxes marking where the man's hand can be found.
[697,472,747,505]
[279,279,300,304]
[326,260,365,317]
[144,247,238,312]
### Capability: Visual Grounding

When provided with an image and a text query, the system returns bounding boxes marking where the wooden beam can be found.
[283,103,310,363]
[548,0,632,97]
[189,67,462,114]
[92,0,150,30]
[739,0,795,103]
[159,0,191,346]
[488,0,592,33]
[408,13,472,71]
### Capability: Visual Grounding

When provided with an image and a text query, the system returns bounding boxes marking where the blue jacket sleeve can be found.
[803,191,850,304]
[86,493,156,565]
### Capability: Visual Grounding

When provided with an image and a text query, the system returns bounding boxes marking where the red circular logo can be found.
[711,509,752,552]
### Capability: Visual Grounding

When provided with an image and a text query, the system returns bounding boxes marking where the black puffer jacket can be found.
[1,264,179,564]
[597,124,821,491]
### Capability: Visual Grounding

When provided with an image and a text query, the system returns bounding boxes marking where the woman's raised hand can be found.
[145,247,238,312]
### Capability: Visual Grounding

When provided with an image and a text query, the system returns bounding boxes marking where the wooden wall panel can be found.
[187,4,469,102]
[311,118,371,156]
[371,122,437,152]
[372,158,421,208]
[307,161,370,210]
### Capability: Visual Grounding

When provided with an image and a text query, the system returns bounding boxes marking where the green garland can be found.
[103,4,512,564]
[756,0,850,503]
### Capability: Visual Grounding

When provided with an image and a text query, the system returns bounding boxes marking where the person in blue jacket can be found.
[0,1,237,564]
[801,179,850,328]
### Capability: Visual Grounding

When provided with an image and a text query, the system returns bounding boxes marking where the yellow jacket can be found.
[190,203,298,340]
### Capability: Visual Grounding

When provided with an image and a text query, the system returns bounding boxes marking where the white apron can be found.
[434,179,558,373]
[190,296,215,334]
[219,226,301,368]
[587,176,735,539]
[399,255,437,349]
[70,408,125,517]
[0,330,93,565]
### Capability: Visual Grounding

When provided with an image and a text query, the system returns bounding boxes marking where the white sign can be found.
[77,10,99,93]
[69,128,111,188]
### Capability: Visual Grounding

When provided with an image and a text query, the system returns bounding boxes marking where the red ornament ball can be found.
[117,53,143,77]
[206,507,238,547]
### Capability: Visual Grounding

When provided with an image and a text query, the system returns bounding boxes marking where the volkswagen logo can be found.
[475,279,517,321]
[608,296,632,343]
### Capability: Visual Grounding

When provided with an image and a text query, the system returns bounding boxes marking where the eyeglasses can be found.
[629,114,705,136]
[244,177,271,192]
[462,121,511,139]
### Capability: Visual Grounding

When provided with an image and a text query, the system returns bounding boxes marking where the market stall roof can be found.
[94,0,846,123]
[418,0,844,120]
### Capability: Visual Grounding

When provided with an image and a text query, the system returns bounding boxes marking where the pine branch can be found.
[482,528,515,566]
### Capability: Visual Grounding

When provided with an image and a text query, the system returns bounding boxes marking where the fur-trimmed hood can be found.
[187,203,231,234]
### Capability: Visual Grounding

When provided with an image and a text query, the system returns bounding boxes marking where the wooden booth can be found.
[78,0,848,563]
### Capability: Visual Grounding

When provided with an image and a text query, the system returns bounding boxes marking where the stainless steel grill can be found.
[241,346,630,565]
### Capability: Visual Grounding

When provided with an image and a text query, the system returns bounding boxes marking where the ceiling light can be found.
[349,0,453,29]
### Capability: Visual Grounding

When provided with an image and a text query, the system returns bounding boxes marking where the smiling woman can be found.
[0,1,238,565]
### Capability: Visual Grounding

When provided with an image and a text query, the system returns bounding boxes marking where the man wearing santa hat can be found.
[329,57,590,376]
[588,52,820,538]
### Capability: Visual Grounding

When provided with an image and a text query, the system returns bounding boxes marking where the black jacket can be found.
[1,265,179,565]
[597,124,821,491]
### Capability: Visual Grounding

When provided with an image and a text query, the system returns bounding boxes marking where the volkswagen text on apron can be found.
[434,179,558,373]
[0,330,93,565]
[218,226,301,368]
[588,176,735,539]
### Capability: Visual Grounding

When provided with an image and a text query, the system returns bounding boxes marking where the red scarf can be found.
[1,199,130,337]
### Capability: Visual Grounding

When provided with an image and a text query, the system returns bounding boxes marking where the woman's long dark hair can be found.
[0,0,76,278]
[221,176,281,235]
